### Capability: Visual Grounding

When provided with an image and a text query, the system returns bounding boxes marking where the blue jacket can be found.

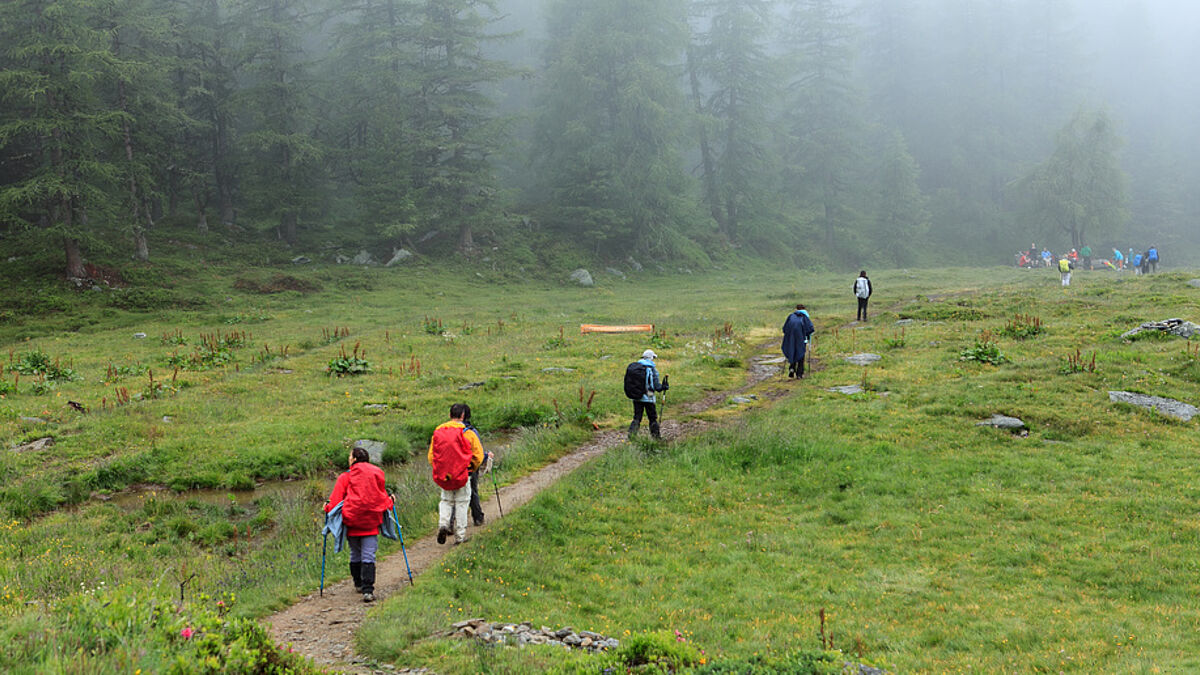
[637,358,663,403]
[781,310,815,363]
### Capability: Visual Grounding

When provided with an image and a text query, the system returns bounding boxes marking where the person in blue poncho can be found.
[781,304,815,379]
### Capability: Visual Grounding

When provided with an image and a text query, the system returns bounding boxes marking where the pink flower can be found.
[180,627,194,639]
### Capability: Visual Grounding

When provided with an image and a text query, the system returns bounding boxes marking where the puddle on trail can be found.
[104,429,519,511]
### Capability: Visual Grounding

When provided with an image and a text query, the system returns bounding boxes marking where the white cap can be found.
[642,349,657,360]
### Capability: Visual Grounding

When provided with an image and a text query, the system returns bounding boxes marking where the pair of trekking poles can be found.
[319,457,504,596]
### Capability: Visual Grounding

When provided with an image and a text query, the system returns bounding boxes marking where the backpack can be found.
[430,425,471,490]
[1148,248,1158,261]
[624,362,648,400]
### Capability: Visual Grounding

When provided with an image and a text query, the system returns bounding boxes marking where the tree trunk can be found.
[134,231,150,262]
[194,189,209,234]
[282,212,297,244]
[459,222,474,252]
[686,45,725,235]
[64,236,86,280]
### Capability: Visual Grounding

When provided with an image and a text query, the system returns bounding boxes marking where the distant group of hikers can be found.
[322,268,885,603]
[1016,243,1162,283]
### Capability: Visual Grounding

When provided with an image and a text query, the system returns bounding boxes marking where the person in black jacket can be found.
[854,271,873,322]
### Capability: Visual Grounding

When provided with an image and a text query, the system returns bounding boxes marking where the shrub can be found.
[959,331,1009,365]
[12,349,78,381]
[997,313,1045,340]
[327,342,371,377]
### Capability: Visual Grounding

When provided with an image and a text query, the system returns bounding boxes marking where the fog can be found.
[2,0,1198,272]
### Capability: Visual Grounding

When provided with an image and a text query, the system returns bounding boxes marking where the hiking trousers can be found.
[857,297,869,321]
[439,483,472,543]
[630,400,659,438]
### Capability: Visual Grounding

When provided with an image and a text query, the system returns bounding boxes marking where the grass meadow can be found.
[2,259,1199,671]
[357,267,1200,673]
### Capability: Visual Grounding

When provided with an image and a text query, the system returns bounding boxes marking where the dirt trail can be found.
[266,346,788,673]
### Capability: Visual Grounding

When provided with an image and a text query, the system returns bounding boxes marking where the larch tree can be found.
[777,0,864,256]
[531,0,704,262]
[1020,108,1128,250]
[687,0,779,247]
[0,0,124,280]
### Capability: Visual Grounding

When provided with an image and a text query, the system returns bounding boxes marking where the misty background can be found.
[2,0,1197,277]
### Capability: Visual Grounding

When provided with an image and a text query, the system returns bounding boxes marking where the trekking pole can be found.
[393,503,414,586]
[491,466,504,518]
[319,530,328,597]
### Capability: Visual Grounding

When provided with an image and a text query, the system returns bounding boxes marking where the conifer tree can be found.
[0,0,124,279]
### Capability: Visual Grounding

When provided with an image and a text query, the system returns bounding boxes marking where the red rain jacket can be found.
[324,461,392,537]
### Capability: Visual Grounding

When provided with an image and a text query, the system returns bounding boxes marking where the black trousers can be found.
[857,297,869,320]
[632,400,658,426]
[468,470,484,523]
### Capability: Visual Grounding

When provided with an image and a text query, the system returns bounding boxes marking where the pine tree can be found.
[532,0,705,262]
[1019,108,1128,249]
[0,0,124,280]
[777,0,864,257]
[687,0,779,247]
[228,0,325,244]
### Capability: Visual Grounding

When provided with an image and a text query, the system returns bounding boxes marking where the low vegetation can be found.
[3,256,1200,671]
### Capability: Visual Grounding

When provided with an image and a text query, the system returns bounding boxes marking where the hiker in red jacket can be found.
[325,446,393,602]
[429,403,484,545]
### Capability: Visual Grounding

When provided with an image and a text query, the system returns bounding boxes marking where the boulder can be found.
[844,353,882,366]
[133,332,147,339]
[350,250,375,265]
[1120,318,1200,340]
[385,249,413,267]
[569,268,594,287]
[1109,391,1198,422]
[12,437,53,453]
[1189,279,1200,288]
[627,257,643,272]
[291,256,311,265]
[828,385,865,395]
[353,439,386,464]
[605,267,626,279]
[730,395,758,404]
[895,319,915,326]
[976,414,1026,430]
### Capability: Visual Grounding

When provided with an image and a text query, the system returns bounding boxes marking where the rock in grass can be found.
[385,248,413,266]
[976,414,1026,430]
[828,385,865,395]
[569,268,594,287]
[541,367,575,373]
[730,395,758,404]
[845,353,882,365]
[133,332,147,339]
[351,250,375,265]
[20,417,47,424]
[895,319,915,326]
[1189,279,1200,288]
[12,437,53,453]
[1109,391,1198,422]
[353,439,386,464]
[1120,318,1200,340]
[291,256,311,265]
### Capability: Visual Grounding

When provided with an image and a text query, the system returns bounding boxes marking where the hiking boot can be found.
[649,422,661,440]
[473,515,485,527]
[437,527,449,544]
[627,420,640,440]
[350,562,363,593]
[454,535,470,545]
[362,592,375,603]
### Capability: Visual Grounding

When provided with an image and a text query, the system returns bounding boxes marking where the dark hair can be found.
[795,304,806,310]
[351,447,370,464]
[859,270,867,276]
[450,402,471,420]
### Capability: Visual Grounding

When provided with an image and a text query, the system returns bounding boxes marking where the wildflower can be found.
[180,627,194,639]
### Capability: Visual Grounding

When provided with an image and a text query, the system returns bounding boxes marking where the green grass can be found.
[354,267,1200,673]
[4,256,1200,671]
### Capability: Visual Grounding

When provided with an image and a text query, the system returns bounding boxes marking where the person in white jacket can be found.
[854,271,872,322]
